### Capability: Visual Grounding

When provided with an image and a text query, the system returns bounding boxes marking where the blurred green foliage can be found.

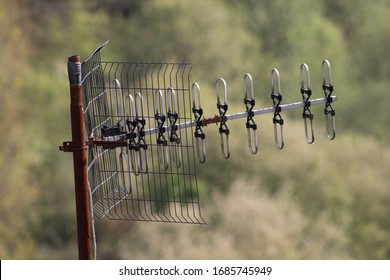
[1,0,390,259]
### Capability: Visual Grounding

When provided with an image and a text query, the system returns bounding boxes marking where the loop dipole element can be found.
[167,87,182,168]
[216,78,230,159]
[133,92,148,174]
[243,73,259,154]
[154,89,169,171]
[322,59,336,140]
[192,82,206,163]
[300,63,315,144]
[270,69,284,149]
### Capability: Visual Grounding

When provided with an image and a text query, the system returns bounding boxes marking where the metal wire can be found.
[82,45,205,224]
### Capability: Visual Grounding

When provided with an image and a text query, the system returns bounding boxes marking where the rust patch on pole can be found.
[200,115,220,126]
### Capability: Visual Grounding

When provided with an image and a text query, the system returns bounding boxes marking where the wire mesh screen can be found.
[81,44,205,224]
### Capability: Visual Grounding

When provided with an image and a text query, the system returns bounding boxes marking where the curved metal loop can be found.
[219,133,230,159]
[135,92,145,120]
[154,89,166,116]
[325,112,336,140]
[271,69,281,95]
[125,94,140,176]
[191,82,206,164]
[167,87,178,114]
[111,79,125,132]
[246,128,258,154]
[195,137,206,163]
[134,92,148,174]
[300,63,311,90]
[125,93,136,121]
[216,78,230,159]
[216,77,228,105]
[244,73,255,100]
[157,144,169,171]
[170,145,182,168]
[129,148,140,176]
[322,59,333,86]
[303,117,315,144]
[243,73,258,154]
[322,59,336,140]
[300,63,315,144]
[119,150,132,194]
[154,89,169,171]
[192,82,202,109]
[136,141,149,174]
[270,69,284,149]
[167,87,181,169]
[273,123,284,150]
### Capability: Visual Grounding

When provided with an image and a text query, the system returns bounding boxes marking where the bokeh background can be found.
[1,0,390,259]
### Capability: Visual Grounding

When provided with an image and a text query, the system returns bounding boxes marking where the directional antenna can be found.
[61,42,337,225]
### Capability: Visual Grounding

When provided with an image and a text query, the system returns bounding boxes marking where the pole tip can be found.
[68,55,81,63]
[68,56,82,85]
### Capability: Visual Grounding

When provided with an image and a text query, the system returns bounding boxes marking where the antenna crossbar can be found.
[88,95,337,148]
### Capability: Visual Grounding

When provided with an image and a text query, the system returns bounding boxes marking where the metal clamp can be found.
[322,59,336,140]
[300,63,315,144]
[192,82,206,164]
[216,78,230,159]
[244,73,258,154]
[271,69,284,149]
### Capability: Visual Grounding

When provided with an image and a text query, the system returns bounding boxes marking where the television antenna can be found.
[60,42,337,259]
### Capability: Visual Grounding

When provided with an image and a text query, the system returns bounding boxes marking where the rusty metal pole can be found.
[67,55,93,260]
